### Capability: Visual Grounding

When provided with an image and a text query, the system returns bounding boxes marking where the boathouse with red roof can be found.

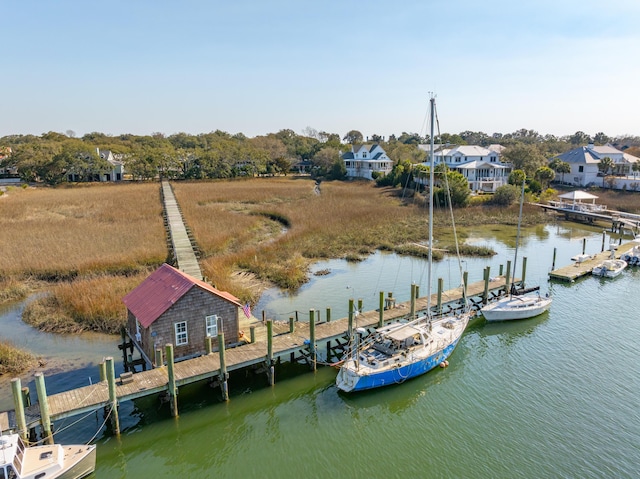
[123,263,243,364]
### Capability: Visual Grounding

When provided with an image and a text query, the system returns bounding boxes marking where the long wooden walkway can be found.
[161,180,203,280]
[549,241,637,282]
[0,276,511,433]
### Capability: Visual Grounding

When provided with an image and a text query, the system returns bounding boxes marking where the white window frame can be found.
[174,321,188,346]
[206,315,220,337]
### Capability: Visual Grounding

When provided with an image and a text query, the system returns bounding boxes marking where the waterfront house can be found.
[418,144,510,193]
[122,263,243,365]
[342,144,393,180]
[67,148,124,182]
[550,143,640,188]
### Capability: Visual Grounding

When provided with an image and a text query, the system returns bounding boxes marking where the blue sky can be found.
[3,0,640,140]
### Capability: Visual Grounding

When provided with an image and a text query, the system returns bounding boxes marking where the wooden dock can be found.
[161,180,203,280]
[0,275,512,435]
[549,241,637,282]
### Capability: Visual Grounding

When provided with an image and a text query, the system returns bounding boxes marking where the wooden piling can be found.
[357,298,363,315]
[348,298,354,337]
[505,260,512,290]
[437,278,443,312]
[552,247,557,270]
[99,361,106,382]
[326,307,331,323]
[521,257,527,287]
[483,267,490,304]
[217,333,229,400]
[105,357,120,434]
[11,378,27,440]
[34,373,53,444]
[309,309,317,371]
[165,345,178,417]
[462,271,469,303]
[602,230,606,252]
[499,264,504,276]
[582,238,586,255]
[410,284,416,318]
[155,348,163,368]
[378,291,384,327]
[205,336,212,355]
[266,320,274,385]
[289,316,295,333]
[250,325,256,343]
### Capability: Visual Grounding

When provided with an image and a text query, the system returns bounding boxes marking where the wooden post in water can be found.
[521,257,527,287]
[155,348,163,367]
[217,332,229,400]
[437,278,443,313]
[582,238,586,255]
[99,361,106,382]
[505,260,511,292]
[348,298,354,338]
[601,230,606,252]
[289,316,295,333]
[326,307,331,323]
[357,298,363,314]
[11,378,27,440]
[205,336,212,355]
[309,309,317,371]
[165,344,178,417]
[552,247,557,270]
[483,267,490,304]
[21,387,30,407]
[35,373,53,444]
[410,284,416,318]
[266,320,274,385]
[462,271,468,303]
[379,291,384,327]
[105,357,120,435]
[250,326,256,343]
[499,264,504,276]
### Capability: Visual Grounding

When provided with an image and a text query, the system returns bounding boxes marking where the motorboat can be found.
[592,259,627,278]
[0,433,96,479]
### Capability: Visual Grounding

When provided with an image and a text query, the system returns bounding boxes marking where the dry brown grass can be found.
[22,272,148,334]
[0,339,38,376]
[173,178,506,299]
[0,183,166,279]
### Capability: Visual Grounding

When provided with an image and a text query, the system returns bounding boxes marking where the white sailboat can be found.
[481,179,552,322]
[336,96,472,393]
[0,433,96,479]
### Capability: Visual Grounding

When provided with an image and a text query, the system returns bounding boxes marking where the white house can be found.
[68,148,124,182]
[419,144,510,192]
[551,143,640,188]
[342,144,393,180]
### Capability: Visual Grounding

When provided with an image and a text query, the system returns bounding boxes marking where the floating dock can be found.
[549,241,637,282]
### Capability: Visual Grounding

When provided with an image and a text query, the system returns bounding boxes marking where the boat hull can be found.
[336,337,461,392]
[481,294,552,322]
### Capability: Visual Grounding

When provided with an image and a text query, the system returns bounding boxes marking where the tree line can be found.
[1,127,638,186]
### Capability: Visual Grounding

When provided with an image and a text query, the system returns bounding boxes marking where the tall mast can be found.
[427,95,435,314]
[511,177,525,294]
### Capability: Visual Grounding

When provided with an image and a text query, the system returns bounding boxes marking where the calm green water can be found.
[2,222,639,478]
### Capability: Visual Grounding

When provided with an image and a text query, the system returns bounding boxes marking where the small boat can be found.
[621,243,640,266]
[336,95,472,392]
[592,259,627,278]
[481,179,552,322]
[480,288,551,321]
[0,433,96,479]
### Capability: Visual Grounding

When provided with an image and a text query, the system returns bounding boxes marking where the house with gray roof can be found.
[550,143,640,188]
[342,144,393,180]
[419,144,510,193]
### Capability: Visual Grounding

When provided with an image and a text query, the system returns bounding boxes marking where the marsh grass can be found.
[0,183,166,278]
[0,340,37,376]
[172,179,520,298]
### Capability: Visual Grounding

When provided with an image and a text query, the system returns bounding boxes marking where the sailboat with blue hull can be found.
[336,96,472,393]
